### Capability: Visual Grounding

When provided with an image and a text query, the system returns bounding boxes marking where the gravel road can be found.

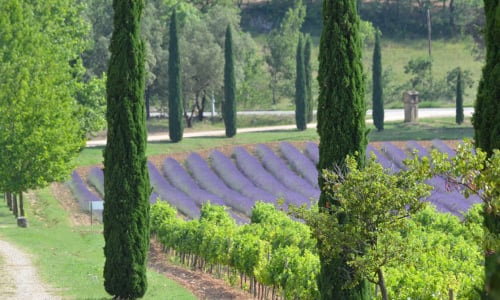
[0,239,60,300]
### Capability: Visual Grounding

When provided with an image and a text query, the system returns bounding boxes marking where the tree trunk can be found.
[377,268,388,300]
[198,94,207,121]
[6,192,12,211]
[19,191,24,217]
[12,193,18,218]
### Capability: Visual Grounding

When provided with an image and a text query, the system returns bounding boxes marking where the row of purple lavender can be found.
[69,140,477,222]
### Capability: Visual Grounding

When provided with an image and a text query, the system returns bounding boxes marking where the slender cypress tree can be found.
[168,10,184,143]
[455,70,464,125]
[316,0,369,298]
[103,0,150,298]
[223,24,237,138]
[304,34,313,123]
[473,0,500,296]
[295,35,307,130]
[372,30,384,131]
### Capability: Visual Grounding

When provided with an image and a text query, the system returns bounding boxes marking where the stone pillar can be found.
[404,91,419,122]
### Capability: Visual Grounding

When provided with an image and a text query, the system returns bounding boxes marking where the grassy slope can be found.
[362,38,482,107]
[0,189,195,300]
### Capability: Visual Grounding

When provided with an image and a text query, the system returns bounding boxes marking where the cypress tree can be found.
[295,35,307,131]
[316,0,370,298]
[455,70,464,125]
[372,30,384,131]
[103,0,150,298]
[473,0,500,296]
[168,10,184,143]
[304,34,313,123]
[223,24,237,138]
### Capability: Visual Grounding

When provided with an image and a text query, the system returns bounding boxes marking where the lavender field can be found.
[70,140,480,222]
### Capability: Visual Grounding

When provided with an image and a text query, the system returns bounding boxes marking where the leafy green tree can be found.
[410,140,500,298]
[303,34,313,123]
[103,0,151,297]
[80,0,113,78]
[404,57,433,91]
[179,13,223,126]
[316,0,369,297]
[0,0,86,223]
[223,25,237,137]
[473,0,500,293]
[168,10,184,142]
[74,75,107,137]
[474,0,500,156]
[294,155,432,300]
[265,0,306,105]
[446,67,474,100]
[372,30,384,131]
[295,35,307,131]
[142,0,168,118]
[204,5,268,110]
[456,69,464,125]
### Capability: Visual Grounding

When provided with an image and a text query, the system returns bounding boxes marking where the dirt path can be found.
[0,239,60,300]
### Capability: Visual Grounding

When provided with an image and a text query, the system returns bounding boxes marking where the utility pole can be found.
[427,8,432,58]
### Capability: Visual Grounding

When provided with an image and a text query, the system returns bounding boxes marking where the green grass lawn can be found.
[0,189,196,300]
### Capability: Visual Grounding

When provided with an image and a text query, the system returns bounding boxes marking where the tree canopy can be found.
[0,0,86,197]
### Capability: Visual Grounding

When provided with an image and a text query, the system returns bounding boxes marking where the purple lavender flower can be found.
[255,144,319,200]
[162,157,226,207]
[186,152,255,217]
[304,142,319,165]
[233,147,310,208]
[148,161,201,219]
[209,150,279,205]
[279,142,319,188]
[87,167,105,196]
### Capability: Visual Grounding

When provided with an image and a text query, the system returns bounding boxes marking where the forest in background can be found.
[67,0,488,134]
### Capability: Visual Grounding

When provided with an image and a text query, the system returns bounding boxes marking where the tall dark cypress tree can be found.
[304,34,313,123]
[372,30,384,131]
[473,0,500,296]
[455,70,464,125]
[295,35,307,131]
[316,0,369,298]
[223,24,237,138]
[103,0,150,298]
[168,10,184,143]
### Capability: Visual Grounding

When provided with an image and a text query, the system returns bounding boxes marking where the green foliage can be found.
[265,0,306,105]
[372,30,384,131]
[316,0,368,296]
[223,25,237,137]
[407,139,500,297]
[303,34,313,123]
[384,205,483,299]
[103,0,151,297]
[359,0,484,39]
[294,35,307,131]
[74,75,107,136]
[0,0,86,196]
[155,201,319,298]
[473,0,500,156]
[293,155,432,298]
[404,57,433,91]
[168,9,184,142]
